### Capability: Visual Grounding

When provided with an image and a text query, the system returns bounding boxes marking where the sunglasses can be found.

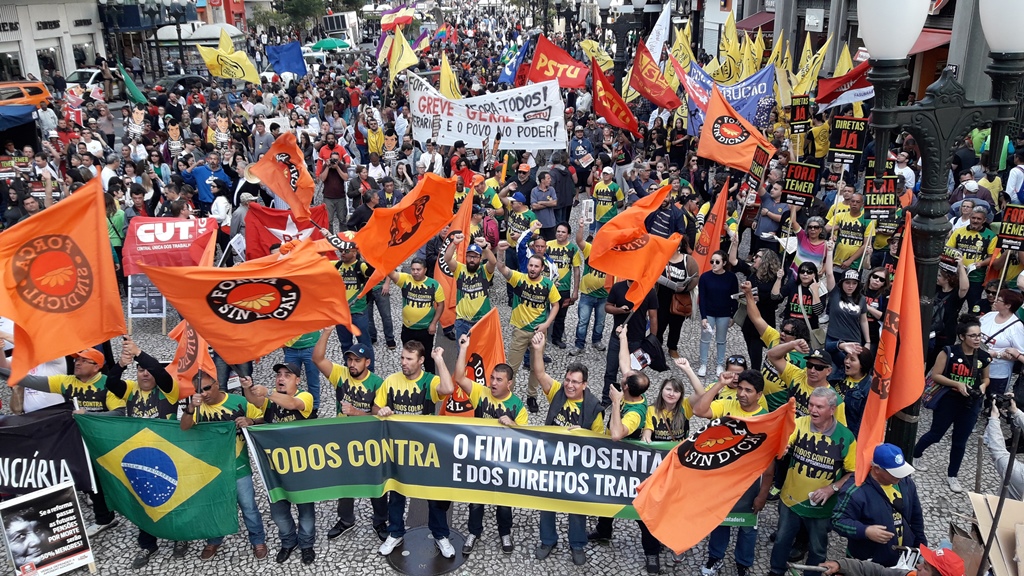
[806,363,829,372]
[200,384,214,392]
[780,328,796,336]
[799,269,815,275]
[726,356,747,367]
[711,260,723,264]
[986,290,998,296]
[806,225,822,230]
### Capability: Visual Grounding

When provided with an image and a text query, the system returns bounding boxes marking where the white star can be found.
[266,215,315,243]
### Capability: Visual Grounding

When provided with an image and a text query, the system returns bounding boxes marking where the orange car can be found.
[0,82,52,107]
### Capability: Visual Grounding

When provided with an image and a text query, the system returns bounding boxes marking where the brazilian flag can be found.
[76,416,239,540]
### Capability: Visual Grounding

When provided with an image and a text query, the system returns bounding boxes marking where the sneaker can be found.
[379,535,403,555]
[948,476,964,493]
[527,396,539,413]
[553,340,567,349]
[645,554,660,574]
[373,523,389,542]
[501,534,514,554]
[253,543,268,560]
[171,541,189,558]
[697,364,708,377]
[535,543,555,560]
[300,548,315,565]
[716,365,724,376]
[387,341,397,350]
[199,544,220,561]
[736,563,749,576]
[327,519,355,539]
[914,462,930,473]
[586,530,611,544]
[593,342,606,351]
[462,533,478,555]
[571,547,587,566]
[276,545,296,563]
[435,536,455,559]
[86,519,118,538]
[568,346,583,356]
[700,556,723,576]
[443,328,456,341]
[132,548,157,569]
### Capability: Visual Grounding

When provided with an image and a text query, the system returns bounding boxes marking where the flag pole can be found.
[993,252,1012,297]
[977,423,1021,576]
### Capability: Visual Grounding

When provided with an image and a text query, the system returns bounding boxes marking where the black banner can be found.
[790,95,811,135]
[781,161,819,207]
[0,407,95,495]
[827,116,867,165]
[744,144,773,193]
[864,177,900,220]
[999,205,1024,250]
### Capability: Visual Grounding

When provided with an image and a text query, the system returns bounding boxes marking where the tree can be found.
[282,0,326,28]
[250,5,290,33]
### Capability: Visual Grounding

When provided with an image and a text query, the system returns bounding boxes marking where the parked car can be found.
[0,82,52,107]
[65,67,123,101]
[147,74,209,99]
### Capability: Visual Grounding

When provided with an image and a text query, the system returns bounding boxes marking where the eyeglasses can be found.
[200,384,214,392]
[964,332,983,338]
[870,275,886,281]
[806,225,822,230]
[806,363,830,372]
[74,358,97,365]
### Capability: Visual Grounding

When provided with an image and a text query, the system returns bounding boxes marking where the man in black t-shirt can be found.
[601,280,658,406]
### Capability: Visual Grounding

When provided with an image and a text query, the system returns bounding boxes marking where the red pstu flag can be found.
[249,132,316,222]
[591,59,640,138]
[629,40,682,111]
[856,216,924,485]
[526,35,588,89]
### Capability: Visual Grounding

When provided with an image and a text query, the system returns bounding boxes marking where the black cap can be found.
[272,362,301,376]
[805,349,833,367]
[453,140,466,149]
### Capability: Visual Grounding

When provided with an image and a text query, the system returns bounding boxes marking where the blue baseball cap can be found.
[344,343,372,360]
[511,192,527,204]
[466,244,483,255]
[872,443,915,478]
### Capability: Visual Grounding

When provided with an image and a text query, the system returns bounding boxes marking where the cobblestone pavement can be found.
[0,245,1005,576]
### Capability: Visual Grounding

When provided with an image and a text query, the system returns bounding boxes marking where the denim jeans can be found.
[213,354,253,389]
[335,311,374,371]
[539,511,587,549]
[283,346,320,410]
[824,336,847,382]
[550,289,572,344]
[707,482,758,567]
[269,500,316,550]
[208,475,266,546]
[699,316,731,367]
[336,496,388,527]
[366,288,395,344]
[385,492,450,539]
[468,503,513,537]
[770,504,829,575]
[574,293,607,349]
[454,318,477,341]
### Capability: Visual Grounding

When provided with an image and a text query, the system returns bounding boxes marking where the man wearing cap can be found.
[820,545,965,576]
[333,232,378,364]
[768,341,848,421]
[569,126,596,195]
[377,176,403,208]
[311,330,388,542]
[591,166,624,236]
[448,140,467,177]
[241,364,317,565]
[181,370,267,561]
[502,190,538,300]
[832,443,927,568]
[945,204,997,308]
[473,174,505,222]
[826,190,875,284]
[443,232,498,340]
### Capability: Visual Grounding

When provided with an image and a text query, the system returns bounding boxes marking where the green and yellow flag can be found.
[117,62,147,105]
[196,29,260,84]
[76,415,239,541]
[580,39,614,73]
[389,26,420,88]
[440,52,462,99]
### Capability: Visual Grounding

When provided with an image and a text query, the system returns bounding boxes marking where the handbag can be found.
[797,285,826,349]
[670,292,692,316]
[921,375,948,410]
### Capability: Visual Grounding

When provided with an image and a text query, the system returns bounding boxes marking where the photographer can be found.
[318,151,349,233]
[983,395,1024,500]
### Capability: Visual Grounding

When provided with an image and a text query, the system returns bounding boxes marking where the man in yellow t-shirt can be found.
[388,259,444,374]
[767,344,848,425]
[442,232,497,340]
[827,190,875,277]
[591,166,624,235]
[545,222,583,349]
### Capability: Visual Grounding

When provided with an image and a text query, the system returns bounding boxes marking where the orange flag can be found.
[167,319,214,397]
[629,39,682,110]
[354,173,458,298]
[590,184,681,306]
[698,85,776,172]
[249,132,315,221]
[440,308,506,417]
[692,179,730,275]
[856,217,924,485]
[635,399,797,554]
[0,178,126,383]
[435,188,474,328]
[139,239,356,365]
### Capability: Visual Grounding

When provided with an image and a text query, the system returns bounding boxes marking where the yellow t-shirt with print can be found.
[374,370,442,415]
[328,363,384,416]
[467,383,529,425]
[760,326,807,412]
[644,399,694,441]
[592,180,623,223]
[825,201,851,222]
[193,393,263,476]
[779,363,847,425]
[779,416,857,518]
[828,210,875,268]
[578,242,609,298]
[545,240,582,292]
[335,259,371,314]
[544,380,605,433]
[708,381,769,412]
[507,270,561,331]
[882,483,904,546]
[453,261,494,322]
[710,398,768,419]
[260,391,314,423]
[395,272,444,330]
[47,373,125,413]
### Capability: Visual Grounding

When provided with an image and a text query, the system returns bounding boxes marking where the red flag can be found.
[816,60,875,113]
[244,204,328,260]
[526,35,588,89]
[0,178,126,383]
[856,217,924,485]
[635,400,797,554]
[671,55,710,113]
[698,85,776,172]
[434,188,474,328]
[513,60,531,88]
[354,173,458,298]
[692,179,730,275]
[591,59,640,138]
[630,40,682,110]
[249,132,316,221]
[122,217,219,276]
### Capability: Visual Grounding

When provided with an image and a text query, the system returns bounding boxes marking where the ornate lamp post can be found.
[139,0,164,77]
[164,0,188,73]
[97,0,125,63]
[553,0,577,46]
[860,0,1024,459]
[595,0,646,94]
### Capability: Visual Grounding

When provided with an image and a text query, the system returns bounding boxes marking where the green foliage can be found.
[282,0,326,27]
[250,5,290,31]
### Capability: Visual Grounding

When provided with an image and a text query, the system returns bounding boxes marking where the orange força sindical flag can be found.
[856,217,924,485]
[441,308,507,417]
[434,187,474,328]
[589,184,681,307]
[692,179,730,275]
[0,177,126,384]
[629,39,683,111]
[249,131,316,222]
[698,85,776,173]
[635,398,797,554]
[591,58,640,138]
[354,173,458,298]
[139,239,357,365]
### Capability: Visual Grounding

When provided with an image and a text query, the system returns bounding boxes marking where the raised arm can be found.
[530,332,555,395]
[452,334,476,395]
[692,372,734,419]
[741,281,770,337]
[311,328,334,379]
[431,347,455,396]
[769,338,809,375]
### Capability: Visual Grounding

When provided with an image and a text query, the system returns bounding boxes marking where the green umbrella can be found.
[312,38,351,51]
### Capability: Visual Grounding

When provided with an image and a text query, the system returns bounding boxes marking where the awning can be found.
[735,11,775,33]
[0,105,36,132]
[908,28,951,55]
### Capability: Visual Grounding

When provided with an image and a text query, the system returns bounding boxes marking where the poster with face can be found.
[381,130,400,165]
[0,482,94,576]
[214,115,231,154]
[165,121,183,160]
[126,106,145,142]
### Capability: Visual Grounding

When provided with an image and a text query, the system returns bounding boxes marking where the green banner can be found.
[244,415,676,519]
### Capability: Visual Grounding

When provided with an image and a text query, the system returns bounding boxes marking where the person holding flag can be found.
[333,233,376,368]
[442,233,497,340]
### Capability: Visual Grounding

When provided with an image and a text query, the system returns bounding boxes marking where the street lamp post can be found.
[139,0,163,78]
[595,0,646,94]
[164,0,187,74]
[97,0,125,63]
[859,0,1024,460]
[553,0,577,46]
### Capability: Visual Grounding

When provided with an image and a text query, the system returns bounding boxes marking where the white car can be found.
[65,67,123,101]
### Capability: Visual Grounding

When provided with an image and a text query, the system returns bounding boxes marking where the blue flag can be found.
[498,39,531,85]
[265,41,308,77]
[686,65,775,135]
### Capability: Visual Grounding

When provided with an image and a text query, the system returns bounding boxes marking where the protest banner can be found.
[0,407,95,495]
[827,116,867,165]
[998,205,1024,250]
[121,217,219,276]
[29,182,62,205]
[0,156,31,179]
[743,144,773,193]
[864,177,900,221]
[407,72,567,150]
[685,65,775,135]
[781,161,818,207]
[865,156,896,177]
[245,415,674,519]
[0,482,94,576]
[790,95,811,135]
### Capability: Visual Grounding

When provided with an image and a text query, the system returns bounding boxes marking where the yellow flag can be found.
[834,43,853,76]
[663,24,693,91]
[740,32,758,80]
[389,27,420,88]
[798,32,813,71]
[720,11,739,56]
[440,52,461,99]
[581,40,614,73]
[775,62,793,107]
[766,30,783,66]
[781,40,792,74]
[623,67,640,103]
[792,35,831,95]
[754,29,766,65]
[196,29,260,84]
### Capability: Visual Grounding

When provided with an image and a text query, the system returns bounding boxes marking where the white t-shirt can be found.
[981,312,1024,379]
[895,164,915,192]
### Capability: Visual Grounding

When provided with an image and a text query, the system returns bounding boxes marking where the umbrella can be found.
[312,38,351,51]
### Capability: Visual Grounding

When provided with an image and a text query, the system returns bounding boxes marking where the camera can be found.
[985,392,1015,424]
[330,158,338,165]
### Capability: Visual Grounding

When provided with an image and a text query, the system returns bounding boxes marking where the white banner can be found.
[408,73,568,150]
[646,3,672,64]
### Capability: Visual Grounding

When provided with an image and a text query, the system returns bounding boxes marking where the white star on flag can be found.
[266,215,315,243]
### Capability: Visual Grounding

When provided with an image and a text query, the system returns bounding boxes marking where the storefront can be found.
[66,3,100,69]
[0,1,104,81]
[0,5,23,81]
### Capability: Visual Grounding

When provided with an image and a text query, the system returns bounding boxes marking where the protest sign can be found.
[127,274,166,319]
[864,177,900,220]
[408,72,568,150]
[998,205,1024,250]
[790,95,811,135]
[29,181,62,205]
[781,162,818,207]
[121,217,218,276]
[0,482,94,576]
[0,407,95,495]
[827,116,867,165]
[744,144,773,193]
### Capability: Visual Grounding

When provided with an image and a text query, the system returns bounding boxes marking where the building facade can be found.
[0,0,105,81]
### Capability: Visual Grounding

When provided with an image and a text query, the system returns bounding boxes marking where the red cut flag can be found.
[139,239,357,365]
[671,55,710,113]
[855,217,924,485]
[698,85,776,172]
[591,59,640,138]
[526,35,588,89]
[0,178,126,383]
[122,217,219,276]
[692,179,730,275]
[354,173,458,298]
[629,40,682,110]
[816,59,874,113]
[434,188,474,328]
[245,204,328,260]
[249,132,316,221]
[635,399,796,554]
